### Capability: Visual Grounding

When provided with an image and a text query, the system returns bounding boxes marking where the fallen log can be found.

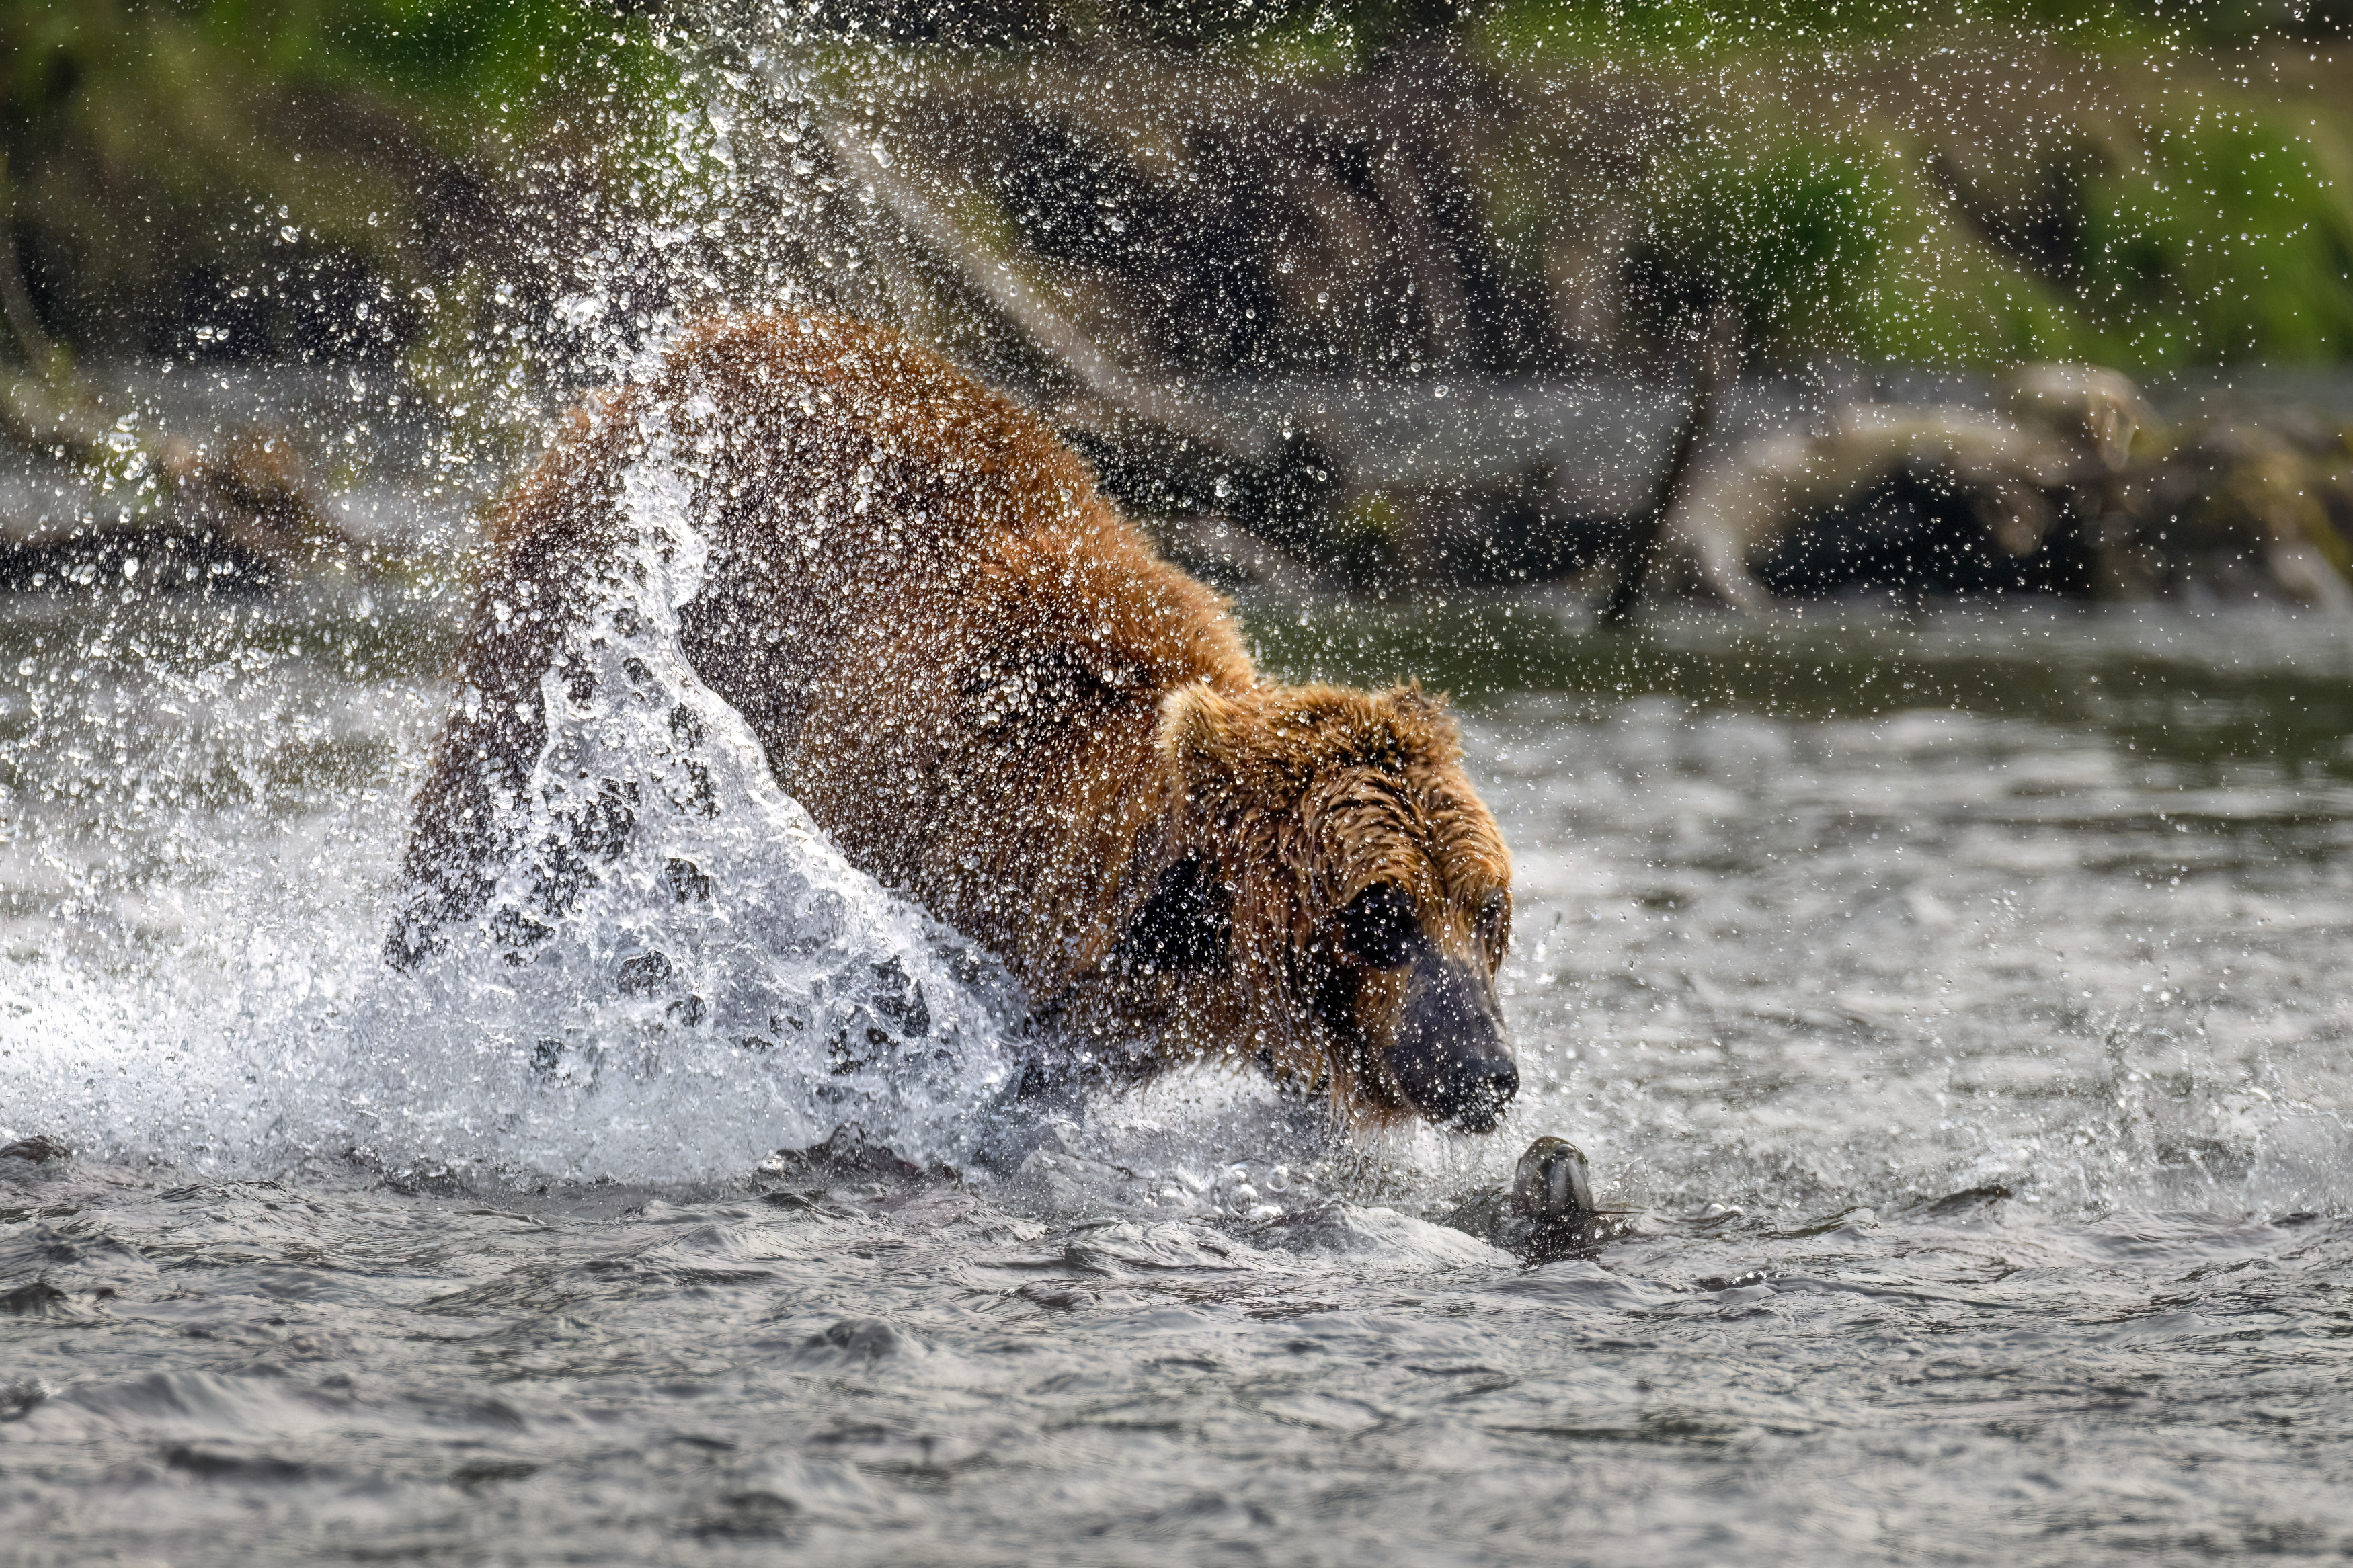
[0,368,361,592]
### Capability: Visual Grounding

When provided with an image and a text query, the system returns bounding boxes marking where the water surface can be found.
[4,582,2350,1564]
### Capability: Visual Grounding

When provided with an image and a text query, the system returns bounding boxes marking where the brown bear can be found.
[395,313,1519,1132]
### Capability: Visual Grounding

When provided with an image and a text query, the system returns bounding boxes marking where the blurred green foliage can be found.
[898,0,2347,52]
[1477,36,2353,368]
[2077,113,2353,362]
[1478,0,2349,54]
[1655,138,1902,360]
[1,0,661,150]
[0,0,2346,377]
[0,0,674,359]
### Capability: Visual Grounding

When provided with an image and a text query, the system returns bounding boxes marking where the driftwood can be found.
[0,204,349,588]
[744,45,1548,495]
[811,102,1253,457]
[1595,302,1742,625]
[1660,366,2148,612]
[1645,366,2353,614]
[0,367,348,590]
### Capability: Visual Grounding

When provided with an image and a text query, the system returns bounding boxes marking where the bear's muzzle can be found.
[1388,954,1518,1133]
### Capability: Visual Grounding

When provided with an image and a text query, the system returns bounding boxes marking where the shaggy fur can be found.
[396,313,1515,1127]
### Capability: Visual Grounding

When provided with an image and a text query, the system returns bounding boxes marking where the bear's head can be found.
[1159,682,1517,1132]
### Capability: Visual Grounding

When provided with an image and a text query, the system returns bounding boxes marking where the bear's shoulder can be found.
[666,314,1089,499]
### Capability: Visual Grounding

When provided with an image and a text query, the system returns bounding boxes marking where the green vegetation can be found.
[0,0,2347,383]
[1474,41,2353,370]
[0,0,677,359]
[1477,0,2350,56]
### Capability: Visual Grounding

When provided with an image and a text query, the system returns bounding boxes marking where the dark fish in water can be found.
[1440,1135,1617,1263]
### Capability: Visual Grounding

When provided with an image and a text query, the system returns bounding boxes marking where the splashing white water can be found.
[0,52,1049,1188]
[1,399,1037,1186]
[352,408,1032,1180]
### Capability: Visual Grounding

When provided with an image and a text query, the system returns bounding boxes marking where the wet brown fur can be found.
[397,312,1512,1123]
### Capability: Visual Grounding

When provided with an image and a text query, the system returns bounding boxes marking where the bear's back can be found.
[652,317,1254,970]
[402,313,1254,982]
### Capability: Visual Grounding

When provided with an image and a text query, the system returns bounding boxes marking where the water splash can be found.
[352,405,1027,1182]
[0,419,1026,1187]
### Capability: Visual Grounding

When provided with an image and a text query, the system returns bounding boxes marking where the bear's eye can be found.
[1337,883,1421,969]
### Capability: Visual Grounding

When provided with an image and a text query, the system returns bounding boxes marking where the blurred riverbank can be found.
[6,4,2353,606]
[9,354,2350,612]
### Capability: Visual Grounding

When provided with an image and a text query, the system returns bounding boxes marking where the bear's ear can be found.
[1160,683,1244,776]
[1384,679,1447,717]
[1378,682,1461,761]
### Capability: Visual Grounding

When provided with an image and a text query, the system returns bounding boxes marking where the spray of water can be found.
[0,426,1018,1184]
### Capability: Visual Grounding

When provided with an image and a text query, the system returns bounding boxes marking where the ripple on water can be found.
[3,600,2351,1560]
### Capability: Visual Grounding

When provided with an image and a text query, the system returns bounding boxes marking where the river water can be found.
[3,559,2351,1561]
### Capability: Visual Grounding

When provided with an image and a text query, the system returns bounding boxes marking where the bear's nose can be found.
[1429,1050,1518,1134]
[1389,958,1518,1133]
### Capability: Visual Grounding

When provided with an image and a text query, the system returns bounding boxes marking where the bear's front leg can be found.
[961,997,1164,1175]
